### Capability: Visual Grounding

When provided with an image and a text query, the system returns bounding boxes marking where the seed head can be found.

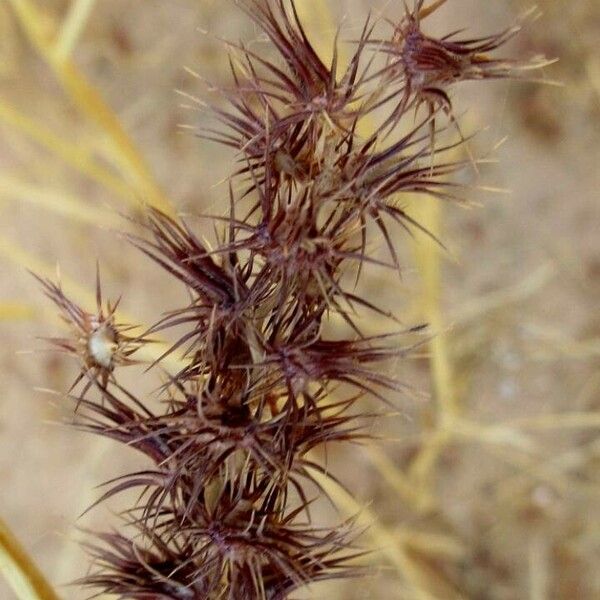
[34,267,142,395]
[377,0,549,117]
[35,1,550,598]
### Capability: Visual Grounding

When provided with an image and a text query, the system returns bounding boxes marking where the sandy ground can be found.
[1,1,599,598]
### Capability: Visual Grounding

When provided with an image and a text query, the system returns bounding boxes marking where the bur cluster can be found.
[37,1,544,598]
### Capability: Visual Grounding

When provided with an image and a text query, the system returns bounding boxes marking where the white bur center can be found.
[88,326,117,368]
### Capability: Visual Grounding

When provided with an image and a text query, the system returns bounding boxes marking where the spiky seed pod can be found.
[33,269,142,396]
[80,506,362,600]
[203,0,376,197]
[375,0,548,120]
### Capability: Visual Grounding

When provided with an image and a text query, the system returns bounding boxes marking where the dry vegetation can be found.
[0,1,599,598]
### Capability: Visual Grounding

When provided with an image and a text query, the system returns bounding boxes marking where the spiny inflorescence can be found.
[37,1,545,598]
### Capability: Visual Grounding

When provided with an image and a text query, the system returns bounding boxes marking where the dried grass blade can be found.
[0,174,119,228]
[6,0,174,215]
[0,99,136,205]
[54,0,97,61]
[0,517,61,600]
[307,466,453,600]
[0,302,35,321]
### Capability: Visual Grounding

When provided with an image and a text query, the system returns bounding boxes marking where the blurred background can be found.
[1,0,599,598]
